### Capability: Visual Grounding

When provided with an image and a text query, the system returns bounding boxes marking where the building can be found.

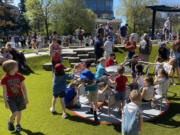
[84,0,114,19]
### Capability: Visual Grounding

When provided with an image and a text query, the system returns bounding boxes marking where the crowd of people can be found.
[1,19,180,135]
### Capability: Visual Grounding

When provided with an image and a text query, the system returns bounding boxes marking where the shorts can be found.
[7,95,26,113]
[114,91,126,101]
[87,90,97,103]
[128,51,135,59]
[78,35,83,41]
[53,91,65,98]
[141,54,149,62]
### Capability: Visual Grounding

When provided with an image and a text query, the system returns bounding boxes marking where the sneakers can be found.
[50,107,55,113]
[93,111,98,122]
[86,108,93,114]
[8,121,15,131]
[16,124,22,132]
[62,113,68,119]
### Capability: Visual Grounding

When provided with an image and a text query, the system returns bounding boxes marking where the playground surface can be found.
[0,45,180,135]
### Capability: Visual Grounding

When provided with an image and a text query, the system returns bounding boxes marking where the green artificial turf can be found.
[0,45,180,135]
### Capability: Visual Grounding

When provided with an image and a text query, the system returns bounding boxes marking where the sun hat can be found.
[80,70,95,80]
[55,63,66,71]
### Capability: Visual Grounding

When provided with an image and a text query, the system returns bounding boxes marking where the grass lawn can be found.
[18,48,48,53]
[0,45,180,135]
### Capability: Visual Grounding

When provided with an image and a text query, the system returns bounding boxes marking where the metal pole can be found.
[152,9,156,40]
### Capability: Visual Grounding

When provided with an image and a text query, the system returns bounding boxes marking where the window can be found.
[89,0,96,10]
[97,0,105,11]
[84,0,89,8]
[105,0,113,10]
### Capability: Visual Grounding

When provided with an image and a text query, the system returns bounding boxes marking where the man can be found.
[97,24,105,38]
[164,17,170,41]
[120,24,128,45]
[139,33,152,62]
[94,34,104,62]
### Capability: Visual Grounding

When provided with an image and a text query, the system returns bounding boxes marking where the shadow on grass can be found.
[19,65,35,76]
[67,115,100,126]
[12,128,45,135]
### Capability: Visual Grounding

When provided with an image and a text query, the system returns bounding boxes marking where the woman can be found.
[5,42,26,70]
[76,27,84,46]
[125,35,136,60]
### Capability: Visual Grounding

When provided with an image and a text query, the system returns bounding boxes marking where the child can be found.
[97,82,110,110]
[1,60,28,132]
[141,76,154,102]
[81,61,91,70]
[64,81,80,109]
[95,57,109,82]
[122,90,143,135]
[80,70,98,121]
[134,64,144,89]
[154,68,170,98]
[104,36,114,60]
[154,56,164,75]
[109,66,128,113]
[50,63,72,118]
[71,64,82,80]
[106,53,115,67]
[1,47,12,59]
[129,55,139,79]
[125,35,136,60]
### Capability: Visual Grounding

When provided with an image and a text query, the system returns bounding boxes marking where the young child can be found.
[154,56,164,75]
[50,63,72,118]
[64,81,80,109]
[1,60,28,132]
[97,82,110,110]
[154,68,170,98]
[81,61,91,71]
[95,57,109,82]
[106,53,115,67]
[1,47,12,59]
[71,64,82,80]
[109,66,128,113]
[134,64,144,89]
[122,90,143,135]
[141,76,154,102]
[129,55,139,79]
[80,70,98,121]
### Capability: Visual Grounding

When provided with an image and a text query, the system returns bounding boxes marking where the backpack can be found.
[122,105,139,135]
[139,39,149,54]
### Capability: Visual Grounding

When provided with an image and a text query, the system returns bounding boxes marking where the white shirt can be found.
[163,63,172,74]
[104,40,113,53]
[137,75,144,88]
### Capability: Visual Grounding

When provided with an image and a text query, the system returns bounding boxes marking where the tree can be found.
[17,0,30,35]
[25,0,52,37]
[116,0,157,35]
[51,0,96,35]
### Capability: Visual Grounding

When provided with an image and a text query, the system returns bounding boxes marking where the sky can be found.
[14,0,180,24]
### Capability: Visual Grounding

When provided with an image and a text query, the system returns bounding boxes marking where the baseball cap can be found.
[80,70,95,80]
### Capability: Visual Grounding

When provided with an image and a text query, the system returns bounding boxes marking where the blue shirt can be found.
[64,88,76,105]
[95,64,107,79]
[84,83,97,92]
[52,74,72,94]
[94,39,104,55]
[120,26,127,37]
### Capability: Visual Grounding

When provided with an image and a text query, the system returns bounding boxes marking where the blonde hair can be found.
[129,90,141,102]
[73,63,81,70]
[5,42,12,48]
[2,60,18,74]
[98,57,106,63]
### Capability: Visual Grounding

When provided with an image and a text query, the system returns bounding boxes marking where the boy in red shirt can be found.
[106,53,115,67]
[1,60,28,132]
[109,66,128,113]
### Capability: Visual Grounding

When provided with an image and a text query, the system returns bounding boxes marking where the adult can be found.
[125,35,136,60]
[158,43,170,61]
[105,22,113,37]
[164,17,170,41]
[94,34,104,62]
[49,37,61,71]
[76,27,85,46]
[104,36,114,60]
[139,33,152,62]
[20,35,26,48]
[37,33,42,49]
[120,24,128,45]
[5,42,26,70]
[97,24,105,38]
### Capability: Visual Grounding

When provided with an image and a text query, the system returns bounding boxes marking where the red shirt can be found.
[125,41,136,52]
[1,73,25,97]
[106,57,114,67]
[114,75,128,92]
[50,43,61,62]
